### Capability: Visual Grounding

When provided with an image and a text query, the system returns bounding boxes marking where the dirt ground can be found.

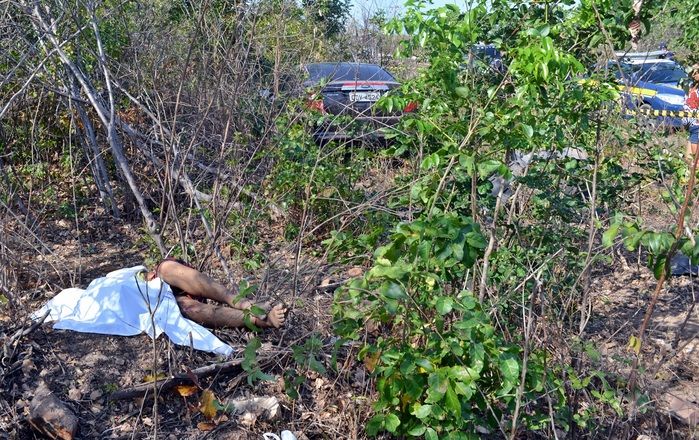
[1,181,698,439]
[0,216,377,440]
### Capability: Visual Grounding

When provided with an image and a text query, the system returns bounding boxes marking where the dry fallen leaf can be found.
[347,267,364,277]
[363,351,381,373]
[68,388,82,401]
[174,384,199,397]
[239,412,257,427]
[199,390,219,420]
[143,373,168,383]
[21,359,36,375]
[197,421,217,431]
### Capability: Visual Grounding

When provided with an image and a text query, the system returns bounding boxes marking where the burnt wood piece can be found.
[28,382,78,440]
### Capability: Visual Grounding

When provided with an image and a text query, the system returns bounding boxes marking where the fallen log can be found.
[109,356,249,401]
[28,381,78,440]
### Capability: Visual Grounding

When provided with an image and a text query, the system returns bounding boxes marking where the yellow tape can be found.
[625,108,699,118]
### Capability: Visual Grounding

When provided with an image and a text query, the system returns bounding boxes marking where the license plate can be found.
[349,91,382,102]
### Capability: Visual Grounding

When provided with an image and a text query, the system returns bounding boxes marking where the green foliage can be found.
[603,145,699,281]
[242,337,276,385]
[334,215,568,436]
[302,0,350,38]
[282,335,329,399]
[325,0,650,436]
[322,227,385,263]
[642,1,699,63]
[268,103,395,242]
[292,335,327,374]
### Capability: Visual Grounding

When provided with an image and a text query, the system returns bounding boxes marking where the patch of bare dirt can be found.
[1,214,374,440]
[585,252,699,438]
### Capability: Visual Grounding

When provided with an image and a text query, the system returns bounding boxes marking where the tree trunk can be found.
[26,2,165,254]
[68,74,120,218]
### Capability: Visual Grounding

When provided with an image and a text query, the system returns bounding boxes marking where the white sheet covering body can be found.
[32,266,234,356]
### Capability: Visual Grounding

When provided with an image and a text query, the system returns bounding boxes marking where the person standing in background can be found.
[685,64,699,159]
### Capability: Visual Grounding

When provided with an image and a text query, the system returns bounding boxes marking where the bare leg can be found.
[687,142,698,161]
[150,260,253,309]
[151,260,287,329]
[176,297,286,329]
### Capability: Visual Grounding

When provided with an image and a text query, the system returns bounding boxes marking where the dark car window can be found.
[469,45,502,63]
[466,44,504,73]
[635,63,687,84]
[305,63,396,82]
[606,61,634,79]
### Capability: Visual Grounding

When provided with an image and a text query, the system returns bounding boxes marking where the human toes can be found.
[267,305,287,328]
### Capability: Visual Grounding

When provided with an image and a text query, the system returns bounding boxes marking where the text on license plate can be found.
[349,91,382,102]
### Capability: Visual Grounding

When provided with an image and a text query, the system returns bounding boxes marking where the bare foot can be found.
[259,304,286,329]
[231,298,254,310]
[231,299,272,317]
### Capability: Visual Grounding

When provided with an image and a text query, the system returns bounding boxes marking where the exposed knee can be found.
[157,260,182,281]
[176,297,204,319]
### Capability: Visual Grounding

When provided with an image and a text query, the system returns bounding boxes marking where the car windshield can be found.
[306,63,395,82]
[607,61,635,79]
[635,63,687,84]
[469,45,501,62]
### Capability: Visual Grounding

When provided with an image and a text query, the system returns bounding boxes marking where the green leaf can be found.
[444,384,461,416]
[308,357,326,374]
[477,159,503,178]
[416,358,434,372]
[366,415,384,436]
[465,231,486,249]
[457,291,477,309]
[602,222,620,248]
[250,370,276,383]
[408,425,427,436]
[425,372,448,403]
[412,404,432,419]
[642,232,674,255]
[652,255,667,280]
[421,152,441,169]
[450,241,464,260]
[369,263,410,281]
[400,355,416,375]
[584,342,601,363]
[417,240,431,260]
[384,413,401,433]
[454,380,475,399]
[459,154,475,174]
[436,296,454,315]
[469,343,485,372]
[521,123,534,138]
[380,281,408,300]
[500,355,520,382]
[454,86,470,98]
[623,230,645,251]
[627,335,641,354]
[250,305,266,316]
[425,427,438,440]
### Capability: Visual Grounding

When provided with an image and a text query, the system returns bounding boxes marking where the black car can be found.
[303,62,414,143]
